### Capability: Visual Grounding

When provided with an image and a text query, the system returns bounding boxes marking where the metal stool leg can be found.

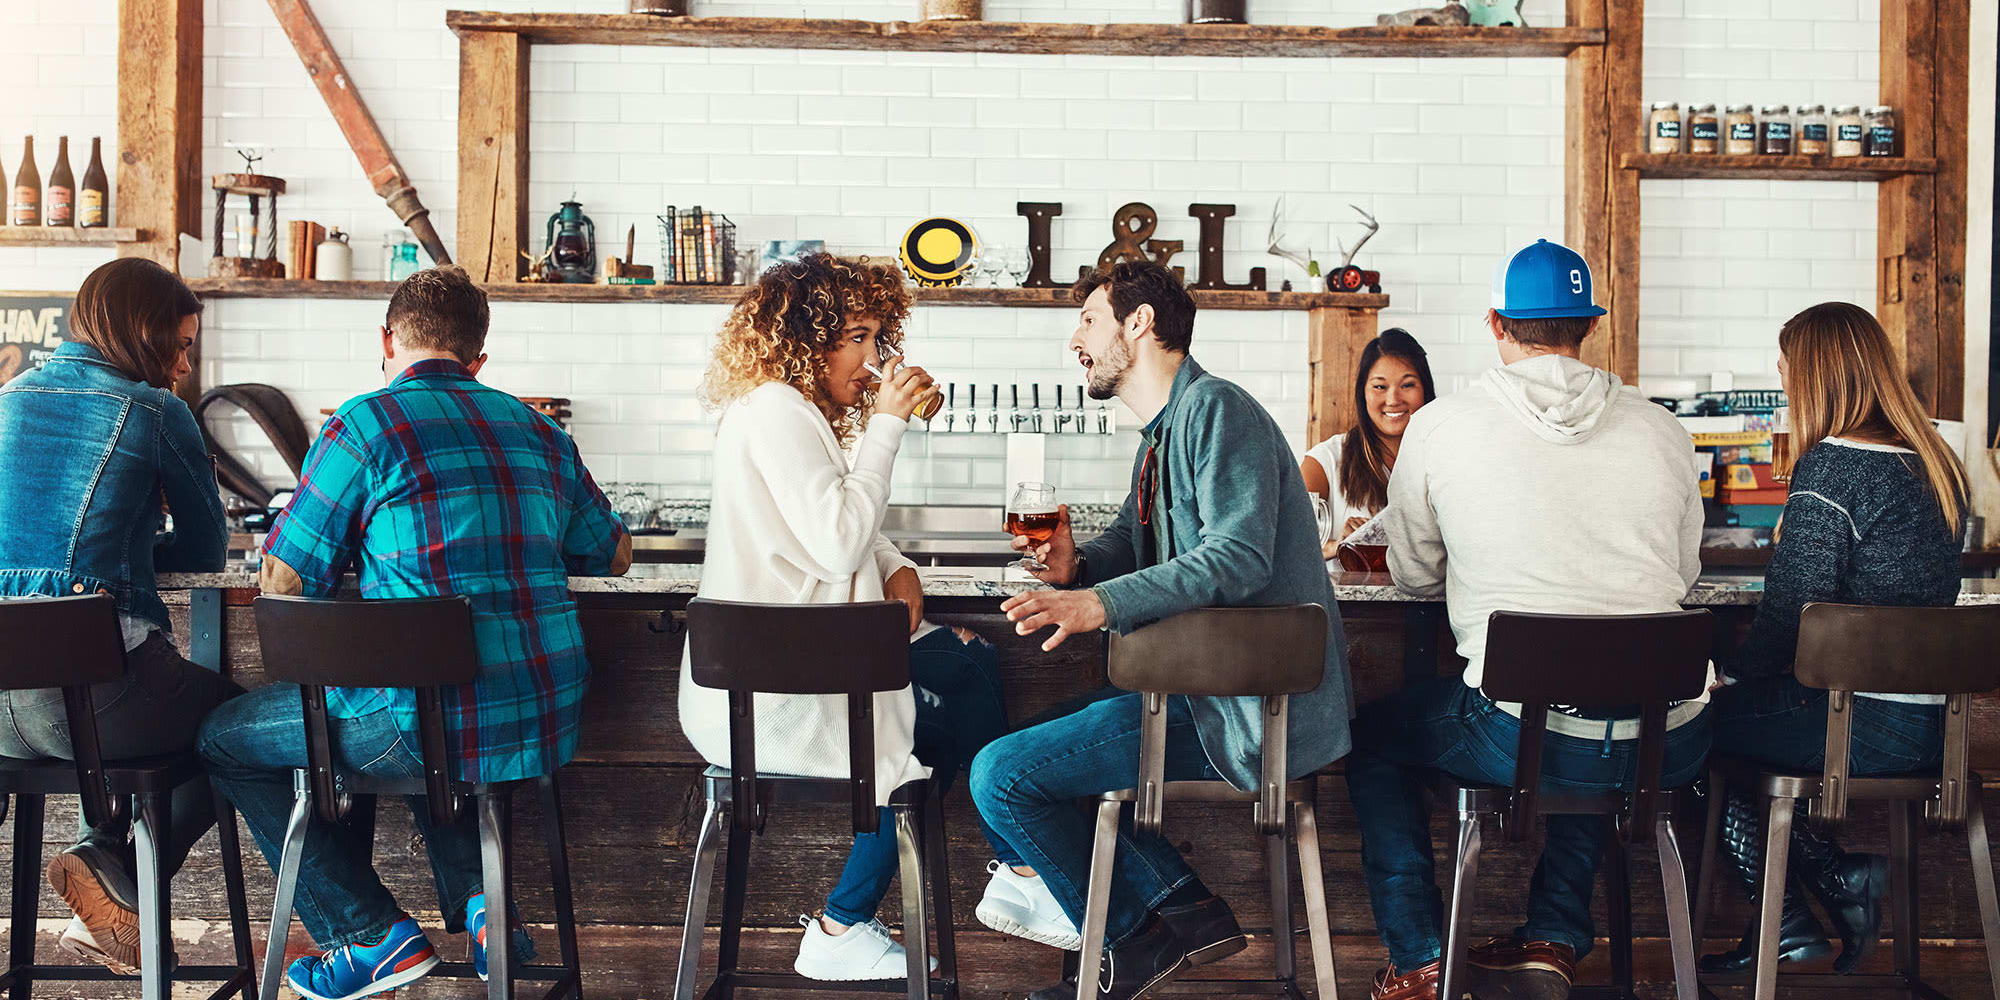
[213,786,257,1000]
[1266,816,1297,987]
[673,798,722,1000]
[1438,804,1482,1000]
[1887,799,1920,981]
[921,787,958,996]
[1691,769,1725,952]
[714,803,751,1000]
[1292,802,1338,1000]
[538,775,583,1000]
[1602,822,1635,998]
[1655,814,1698,1000]
[260,772,313,1000]
[1750,795,1794,1000]
[6,794,44,1000]
[134,791,172,1000]
[1075,800,1121,1000]
[477,792,515,1000]
[1964,782,2000,1000]
[893,803,930,1000]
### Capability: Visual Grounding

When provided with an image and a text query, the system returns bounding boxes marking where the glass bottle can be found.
[1687,103,1720,154]
[79,137,108,228]
[45,137,73,227]
[1796,104,1829,156]
[1758,104,1793,156]
[11,137,40,226]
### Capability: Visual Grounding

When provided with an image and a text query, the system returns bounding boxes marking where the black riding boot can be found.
[1791,820,1888,974]
[1700,791,1835,973]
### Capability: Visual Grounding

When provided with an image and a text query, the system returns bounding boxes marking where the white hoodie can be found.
[1383,354,1707,738]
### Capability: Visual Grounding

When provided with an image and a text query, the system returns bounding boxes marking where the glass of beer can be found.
[1005,481,1060,571]
[864,346,944,421]
[1770,407,1792,484]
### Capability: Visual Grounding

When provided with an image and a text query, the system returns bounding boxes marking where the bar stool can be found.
[673,598,957,1000]
[251,595,583,1000]
[1073,604,1338,1000]
[0,593,256,1000]
[1692,602,2000,1000]
[1436,610,1714,1000]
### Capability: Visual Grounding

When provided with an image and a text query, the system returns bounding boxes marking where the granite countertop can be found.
[156,566,2000,606]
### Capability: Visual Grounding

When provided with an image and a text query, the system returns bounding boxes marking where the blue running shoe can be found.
[466,893,537,982]
[285,914,439,1000]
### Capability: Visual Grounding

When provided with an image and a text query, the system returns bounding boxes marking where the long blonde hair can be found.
[699,253,911,444]
[1779,301,1968,536]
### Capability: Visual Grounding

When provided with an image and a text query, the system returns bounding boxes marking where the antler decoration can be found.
[1265,196,1313,273]
[1337,204,1379,268]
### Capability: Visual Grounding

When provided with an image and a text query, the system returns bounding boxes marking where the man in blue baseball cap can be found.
[1347,239,1708,1000]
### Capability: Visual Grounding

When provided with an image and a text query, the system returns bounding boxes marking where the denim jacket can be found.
[0,341,226,635]
[1077,357,1354,791]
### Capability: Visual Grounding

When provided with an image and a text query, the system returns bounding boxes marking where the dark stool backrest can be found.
[253,595,479,826]
[1107,605,1327,836]
[1480,609,1713,841]
[1794,602,2000,828]
[0,594,131,827]
[685,598,910,836]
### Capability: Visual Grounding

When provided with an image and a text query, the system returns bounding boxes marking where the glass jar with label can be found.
[1647,102,1682,154]
[1758,104,1793,155]
[1796,104,1829,156]
[1831,105,1864,157]
[1687,103,1720,154]
[1864,106,1898,157]
[1724,104,1757,155]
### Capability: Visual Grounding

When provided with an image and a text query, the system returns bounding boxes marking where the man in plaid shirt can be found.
[199,266,629,1000]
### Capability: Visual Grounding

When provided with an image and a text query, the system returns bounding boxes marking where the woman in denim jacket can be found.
[0,258,242,973]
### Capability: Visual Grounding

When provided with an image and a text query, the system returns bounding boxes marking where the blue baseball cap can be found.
[1491,238,1607,319]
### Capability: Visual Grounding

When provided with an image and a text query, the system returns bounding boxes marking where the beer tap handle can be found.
[989,384,1000,433]
[1076,385,1087,433]
[945,383,957,432]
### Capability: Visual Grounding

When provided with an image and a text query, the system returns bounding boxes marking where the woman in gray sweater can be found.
[1702,302,1971,975]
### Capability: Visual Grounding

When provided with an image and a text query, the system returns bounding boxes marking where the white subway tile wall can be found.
[1,0,1882,501]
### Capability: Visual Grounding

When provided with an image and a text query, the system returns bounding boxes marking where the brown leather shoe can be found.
[1466,937,1575,1000]
[1370,960,1440,1000]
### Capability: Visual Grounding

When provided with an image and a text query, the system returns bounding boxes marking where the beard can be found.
[1085,335,1132,400]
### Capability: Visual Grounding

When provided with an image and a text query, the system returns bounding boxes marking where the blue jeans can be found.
[969,686,1222,946]
[824,628,1014,926]
[1345,678,1712,971]
[1709,675,1943,775]
[197,683,485,949]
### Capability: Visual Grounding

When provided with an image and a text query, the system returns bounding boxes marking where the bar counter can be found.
[138,568,2000,998]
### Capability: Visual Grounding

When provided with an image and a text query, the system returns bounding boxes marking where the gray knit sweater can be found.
[1729,436,1964,695]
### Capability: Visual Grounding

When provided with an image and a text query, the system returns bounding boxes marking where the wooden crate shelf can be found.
[1621,152,1941,182]
[188,277,1387,312]
[0,226,144,248]
[444,11,1603,58]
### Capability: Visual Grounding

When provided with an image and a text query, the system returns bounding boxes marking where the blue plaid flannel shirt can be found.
[264,359,625,783]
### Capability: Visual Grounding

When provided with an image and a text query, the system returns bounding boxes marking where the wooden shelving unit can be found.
[1620,153,1940,183]
[444,12,1602,58]
[188,277,1385,312]
[0,227,145,248]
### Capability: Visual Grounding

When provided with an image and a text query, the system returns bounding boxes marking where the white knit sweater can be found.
[679,382,930,805]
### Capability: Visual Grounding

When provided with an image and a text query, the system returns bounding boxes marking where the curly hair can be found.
[700,253,913,444]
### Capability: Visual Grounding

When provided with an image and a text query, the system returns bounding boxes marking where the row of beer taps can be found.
[933,383,1117,434]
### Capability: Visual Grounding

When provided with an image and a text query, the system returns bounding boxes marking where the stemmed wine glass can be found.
[978,246,1010,289]
[1004,481,1059,571]
[1003,245,1031,287]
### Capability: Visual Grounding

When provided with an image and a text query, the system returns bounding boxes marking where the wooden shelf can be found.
[0,227,144,248]
[188,278,1387,311]
[445,11,1603,58]
[1620,153,1940,183]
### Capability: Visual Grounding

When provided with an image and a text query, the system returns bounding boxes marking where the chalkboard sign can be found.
[1,295,72,385]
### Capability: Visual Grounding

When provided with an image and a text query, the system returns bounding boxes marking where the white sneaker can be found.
[792,915,939,981]
[974,861,1083,950]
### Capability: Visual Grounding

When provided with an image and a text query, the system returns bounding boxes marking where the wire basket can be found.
[658,207,737,285]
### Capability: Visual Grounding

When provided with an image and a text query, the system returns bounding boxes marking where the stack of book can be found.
[657,207,737,285]
[286,221,326,279]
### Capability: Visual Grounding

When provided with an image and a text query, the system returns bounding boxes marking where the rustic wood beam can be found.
[1306,305,1382,444]
[1932,0,1970,420]
[116,0,202,404]
[1880,0,1943,413]
[443,13,1604,59]
[456,30,530,283]
[1564,0,1641,384]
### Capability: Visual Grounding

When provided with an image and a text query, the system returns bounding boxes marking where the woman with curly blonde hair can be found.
[682,253,1014,980]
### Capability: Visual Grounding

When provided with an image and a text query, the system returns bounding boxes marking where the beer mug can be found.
[1770,407,1793,484]
[863,347,944,421]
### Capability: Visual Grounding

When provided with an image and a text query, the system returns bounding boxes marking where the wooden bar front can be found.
[48,586,1985,998]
